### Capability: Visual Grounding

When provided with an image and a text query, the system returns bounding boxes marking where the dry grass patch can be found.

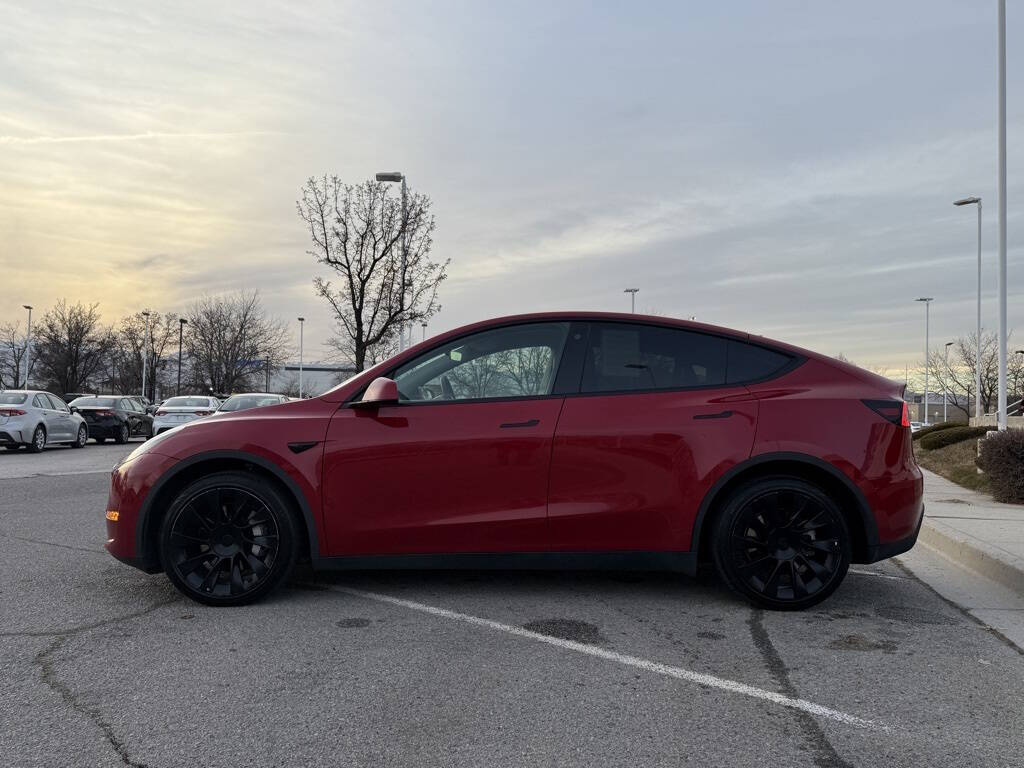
[916,439,991,493]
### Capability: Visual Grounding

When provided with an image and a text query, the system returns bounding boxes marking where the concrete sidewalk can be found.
[915,468,1024,596]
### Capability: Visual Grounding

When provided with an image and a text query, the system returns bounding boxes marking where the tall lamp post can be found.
[916,298,934,425]
[944,342,953,423]
[624,288,639,313]
[1015,349,1024,415]
[421,322,427,342]
[297,316,305,398]
[375,171,409,351]
[177,318,187,396]
[996,0,1008,430]
[141,310,151,402]
[954,196,982,421]
[22,304,32,388]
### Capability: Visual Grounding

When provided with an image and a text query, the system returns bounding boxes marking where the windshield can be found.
[163,397,211,408]
[0,393,28,405]
[219,395,280,412]
[70,397,117,407]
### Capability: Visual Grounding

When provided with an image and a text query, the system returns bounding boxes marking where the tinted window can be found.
[394,322,570,402]
[70,397,117,407]
[163,397,211,408]
[0,393,28,405]
[726,340,793,384]
[46,394,68,411]
[581,323,726,393]
[32,394,47,408]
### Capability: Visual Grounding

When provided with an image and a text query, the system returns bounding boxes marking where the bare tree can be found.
[112,312,180,400]
[297,176,448,371]
[33,301,112,395]
[918,330,1021,418]
[0,321,32,389]
[184,291,290,395]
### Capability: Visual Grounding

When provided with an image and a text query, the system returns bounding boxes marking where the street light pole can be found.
[916,298,934,425]
[297,316,305,398]
[997,0,1008,430]
[421,322,427,342]
[177,318,187,396]
[141,310,151,402]
[954,196,982,422]
[22,305,32,388]
[624,288,639,313]
[376,171,408,352]
[944,342,953,423]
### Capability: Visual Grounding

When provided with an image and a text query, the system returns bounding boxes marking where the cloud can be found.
[0,131,279,145]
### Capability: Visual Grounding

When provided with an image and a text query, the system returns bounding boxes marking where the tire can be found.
[70,425,88,449]
[113,423,129,445]
[711,476,851,611]
[159,471,299,607]
[27,425,46,453]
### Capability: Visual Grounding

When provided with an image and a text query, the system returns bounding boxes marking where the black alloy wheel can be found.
[70,425,88,449]
[114,423,129,444]
[27,425,46,453]
[159,472,298,606]
[712,476,850,611]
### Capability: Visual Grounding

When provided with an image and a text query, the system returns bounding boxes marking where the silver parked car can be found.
[216,393,290,412]
[152,395,220,435]
[0,390,89,452]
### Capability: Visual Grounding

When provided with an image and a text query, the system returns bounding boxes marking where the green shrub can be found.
[912,422,961,442]
[919,425,995,451]
[977,429,1024,503]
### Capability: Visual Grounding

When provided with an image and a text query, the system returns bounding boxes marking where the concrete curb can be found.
[918,518,1024,598]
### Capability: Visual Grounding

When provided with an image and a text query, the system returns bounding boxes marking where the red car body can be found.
[105,312,923,600]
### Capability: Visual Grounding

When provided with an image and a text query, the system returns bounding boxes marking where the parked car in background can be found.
[105,311,923,610]
[127,395,157,415]
[69,396,153,443]
[910,421,924,433]
[0,390,89,452]
[216,393,290,412]
[152,396,220,435]
[63,392,95,402]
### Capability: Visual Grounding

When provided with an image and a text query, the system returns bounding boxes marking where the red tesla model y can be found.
[105,312,923,610]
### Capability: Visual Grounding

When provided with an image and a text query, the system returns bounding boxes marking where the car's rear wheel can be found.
[27,425,46,453]
[70,425,88,449]
[159,471,298,606]
[113,423,129,444]
[711,476,850,611]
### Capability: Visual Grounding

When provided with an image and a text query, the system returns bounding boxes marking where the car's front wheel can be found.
[70,425,88,449]
[159,471,298,606]
[711,476,850,611]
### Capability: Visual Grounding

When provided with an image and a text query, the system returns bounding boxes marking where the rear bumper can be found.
[87,420,121,438]
[0,429,25,444]
[863,502,924,563]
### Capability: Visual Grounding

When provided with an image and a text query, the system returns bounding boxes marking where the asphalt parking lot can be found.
[2,447,1023,768]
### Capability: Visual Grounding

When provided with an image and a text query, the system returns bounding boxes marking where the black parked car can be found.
[68,396,154,443]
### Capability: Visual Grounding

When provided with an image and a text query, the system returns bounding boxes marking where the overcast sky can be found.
[1,1,1021,374]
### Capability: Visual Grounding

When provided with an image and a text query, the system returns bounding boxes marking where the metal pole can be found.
[177,319,185,396]
[298,317,305,398]
[142,311,150,401]
[400,176,408,353]
[925,301,930,424]
[997,0,1008,430]
[265,359,270,393]
[624,288,639,313]
[22,305,32,388]
[944,343,951,423]
[977,201,983,422]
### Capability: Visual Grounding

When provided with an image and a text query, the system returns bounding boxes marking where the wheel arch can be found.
[135,450,318,572]
[693,452,879,567]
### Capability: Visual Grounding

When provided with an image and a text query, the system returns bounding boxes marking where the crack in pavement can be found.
[0,532,107,555]
[747,609,854,768]
[25,598,180,768]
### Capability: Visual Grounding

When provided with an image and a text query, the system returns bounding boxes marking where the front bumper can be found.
[105,451,180,571]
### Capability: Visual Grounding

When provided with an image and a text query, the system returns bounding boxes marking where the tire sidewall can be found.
[159,471,299,607]
[71,425,87,448]
[28,425,46,453]
[711,476,851,611]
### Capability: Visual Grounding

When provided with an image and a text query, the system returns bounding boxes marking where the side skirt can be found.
[311,550,698,575]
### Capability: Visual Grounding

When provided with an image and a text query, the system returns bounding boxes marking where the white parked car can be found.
[0,390,89,452]
[151,396,220,435]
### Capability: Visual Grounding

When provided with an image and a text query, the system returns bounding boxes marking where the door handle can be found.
[693,410,733,420]
[500,419,540,429]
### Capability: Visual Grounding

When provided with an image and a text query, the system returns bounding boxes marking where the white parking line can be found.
[328,584,884,730]
[848,568,905,580]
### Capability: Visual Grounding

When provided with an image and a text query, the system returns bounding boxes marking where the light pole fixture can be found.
[944,342,954,423]
[22,304,32,388]
[297,316,305,398]
[141,310,151,402]
[916,298,933,425]
[996,0,1008,430]
[954,196,982,420]
[177,318,187,396]
[421,322,427,342]
[624,288,639,313]
[376,170,409,352]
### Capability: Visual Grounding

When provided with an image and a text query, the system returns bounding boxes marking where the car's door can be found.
[45,394,74,440]
[33,394,63,441]
[321,321,574,556]
[118,399,136,435]
[547,322,773,553]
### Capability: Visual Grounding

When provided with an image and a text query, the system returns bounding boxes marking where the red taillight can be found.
[0,408,26,417]
[155,410,167,416]
[862,399,907,427]
[195,410,213,416]
[95,410,114,417]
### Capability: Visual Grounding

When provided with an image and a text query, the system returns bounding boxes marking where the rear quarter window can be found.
[726,340,794,384]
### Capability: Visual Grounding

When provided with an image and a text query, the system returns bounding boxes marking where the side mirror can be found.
[70,406,79,414]
[354,377,400,408]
